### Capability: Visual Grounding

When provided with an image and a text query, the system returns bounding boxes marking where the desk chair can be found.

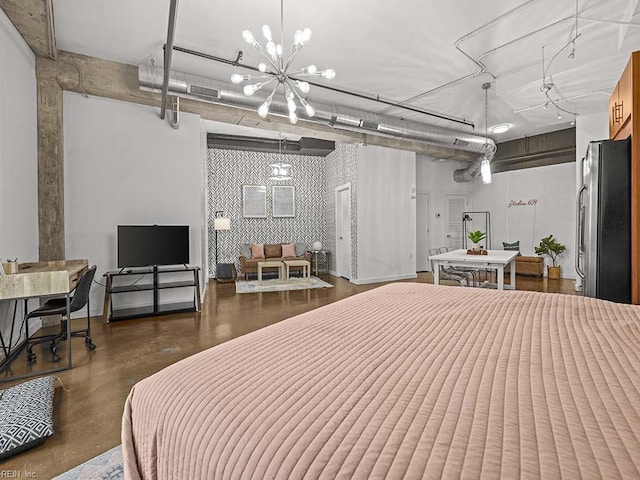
[25,265,97,363]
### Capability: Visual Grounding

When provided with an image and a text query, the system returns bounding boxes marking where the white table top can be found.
[429,249,518,264]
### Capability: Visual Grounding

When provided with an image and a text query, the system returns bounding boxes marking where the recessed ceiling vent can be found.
[189,85,221,99]
[359,120,380,131]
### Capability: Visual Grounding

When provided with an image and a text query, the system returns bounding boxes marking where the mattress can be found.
[122,283,640,479]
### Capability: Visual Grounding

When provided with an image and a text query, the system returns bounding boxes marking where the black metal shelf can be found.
[109,301,197,322]
[103,266,201,322]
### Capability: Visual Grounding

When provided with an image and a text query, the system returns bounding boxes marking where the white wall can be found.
[64,93,204,316]
[416,156,473,250]
[0,9,39,349]
[471,163,577,278]
[355,145,416,283]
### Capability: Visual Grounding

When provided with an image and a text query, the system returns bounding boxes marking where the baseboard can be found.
[351,273,418,285]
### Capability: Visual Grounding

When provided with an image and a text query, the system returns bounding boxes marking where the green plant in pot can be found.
[467,230,486,251]
[534,234,566,279]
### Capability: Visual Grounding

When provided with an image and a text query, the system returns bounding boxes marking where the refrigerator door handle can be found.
[575,185,587,279]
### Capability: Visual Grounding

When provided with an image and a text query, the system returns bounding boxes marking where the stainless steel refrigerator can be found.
[576,137,631,303]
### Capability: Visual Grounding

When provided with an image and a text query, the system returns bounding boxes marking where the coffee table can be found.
[284,259,311,283]
[257,260,284,285]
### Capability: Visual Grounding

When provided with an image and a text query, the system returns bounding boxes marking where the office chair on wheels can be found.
[25,265,97,363]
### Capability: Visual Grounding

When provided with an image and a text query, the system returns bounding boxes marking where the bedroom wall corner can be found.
[0,8,39,348]
[356,145,416,284]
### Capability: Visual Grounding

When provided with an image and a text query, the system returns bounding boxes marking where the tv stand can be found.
[102,265,201,323]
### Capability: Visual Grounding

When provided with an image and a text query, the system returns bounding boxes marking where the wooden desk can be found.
[429,250,518,290]
[0,259,88,382]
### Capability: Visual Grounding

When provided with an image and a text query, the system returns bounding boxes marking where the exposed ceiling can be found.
[51,0,640,144]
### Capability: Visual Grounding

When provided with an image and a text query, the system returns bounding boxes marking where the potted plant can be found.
[467,230,486,251]
[534,234,566,279]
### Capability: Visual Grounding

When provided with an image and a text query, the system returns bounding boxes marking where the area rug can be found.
[52,445,122,480]
[236,276,333,293]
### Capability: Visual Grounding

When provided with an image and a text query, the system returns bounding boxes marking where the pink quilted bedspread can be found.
[122,283,640,479]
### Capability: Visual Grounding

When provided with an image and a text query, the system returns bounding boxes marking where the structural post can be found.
[36,77,65,260]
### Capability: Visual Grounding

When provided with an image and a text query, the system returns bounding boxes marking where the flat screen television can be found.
[118,225,189,268]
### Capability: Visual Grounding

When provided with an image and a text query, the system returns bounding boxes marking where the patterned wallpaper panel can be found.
[325,143,361,279]
[207,149,327,277]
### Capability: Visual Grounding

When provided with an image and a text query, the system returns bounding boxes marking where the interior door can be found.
[416,192,431,271]
[335,184,352,279]
[446,194,468,249]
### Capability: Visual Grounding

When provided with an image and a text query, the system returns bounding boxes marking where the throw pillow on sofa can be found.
[502,240,520,256]
[251,243,265,259]
[240,244,252,259]
[282,243,296,258]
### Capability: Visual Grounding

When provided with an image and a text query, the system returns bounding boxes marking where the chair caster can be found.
[85,337,96,350]
[27,352,37,363]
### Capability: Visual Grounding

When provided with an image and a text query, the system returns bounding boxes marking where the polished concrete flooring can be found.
[2,273,578,478]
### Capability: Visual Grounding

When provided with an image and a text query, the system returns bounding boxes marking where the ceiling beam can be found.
[0,0,56,58]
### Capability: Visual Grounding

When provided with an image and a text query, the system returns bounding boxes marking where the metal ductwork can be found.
[453,161,482,183]
[138,64,495,176]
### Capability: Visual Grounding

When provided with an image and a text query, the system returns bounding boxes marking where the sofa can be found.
[239,243,312,280]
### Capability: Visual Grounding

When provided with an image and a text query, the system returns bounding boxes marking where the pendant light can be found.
[481,82,492,185]
[269,133,293,181]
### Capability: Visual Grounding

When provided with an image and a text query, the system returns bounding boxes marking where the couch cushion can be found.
[264,244,282,258]
[282,243,296,258]
[502,241,520,256]
[0,376,55,460]
[251,243,265,259]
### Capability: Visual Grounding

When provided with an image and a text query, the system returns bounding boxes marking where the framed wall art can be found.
[272,185,295,218]
[242,185,267,218]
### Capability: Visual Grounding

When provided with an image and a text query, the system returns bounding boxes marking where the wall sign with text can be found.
[508,199,538,208]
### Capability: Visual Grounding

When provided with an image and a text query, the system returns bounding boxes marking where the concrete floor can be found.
[1,273,578,478]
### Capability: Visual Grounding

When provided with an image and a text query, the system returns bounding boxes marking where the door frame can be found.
[445,193,469,250]
[335,183,352,280]
[416,191,431,272]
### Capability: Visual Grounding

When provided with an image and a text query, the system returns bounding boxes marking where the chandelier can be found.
[231,0,335,124]
[269,134,293,181]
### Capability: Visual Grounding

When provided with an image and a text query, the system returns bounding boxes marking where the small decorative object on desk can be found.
[466,249,488,255]
[467,231,486,252]
[4,259,18,274]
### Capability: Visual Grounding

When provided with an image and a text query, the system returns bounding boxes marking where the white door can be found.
[335,184,352,279]
[416,192,431,271]
[446,194,468,249]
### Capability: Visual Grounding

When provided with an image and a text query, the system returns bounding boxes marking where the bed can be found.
[122,283,640,479]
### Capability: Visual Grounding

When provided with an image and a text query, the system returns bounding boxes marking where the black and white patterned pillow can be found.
[0,376,55,460]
